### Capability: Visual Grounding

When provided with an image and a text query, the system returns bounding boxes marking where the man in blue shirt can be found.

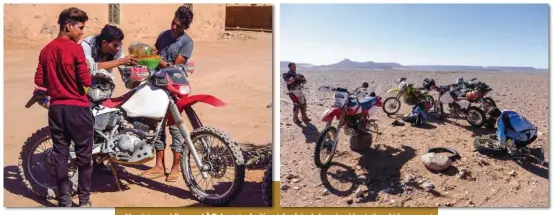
[283,62,310,124]
[488,108,537,155]
[140,5,193,182]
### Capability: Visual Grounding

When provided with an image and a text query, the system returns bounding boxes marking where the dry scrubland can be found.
[280,69,549,207]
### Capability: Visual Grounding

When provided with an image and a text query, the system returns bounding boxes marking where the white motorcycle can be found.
[19,64,245,206]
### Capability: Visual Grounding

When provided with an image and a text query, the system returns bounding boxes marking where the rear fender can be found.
[167,94,226,126]
[320,107,343,123]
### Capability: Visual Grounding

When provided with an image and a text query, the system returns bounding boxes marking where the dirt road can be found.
[3,32,272,207]
[279,69,549,207]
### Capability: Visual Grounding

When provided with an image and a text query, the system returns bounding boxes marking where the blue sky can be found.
[280,4,549,68]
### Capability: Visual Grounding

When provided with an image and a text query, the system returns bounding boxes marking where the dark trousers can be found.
[48,105,94,206]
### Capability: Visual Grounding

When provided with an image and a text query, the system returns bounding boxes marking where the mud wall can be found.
[3,3,226,45]
[225,6,273,30]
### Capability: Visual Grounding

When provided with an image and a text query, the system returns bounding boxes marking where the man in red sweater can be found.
[34,7,93,207]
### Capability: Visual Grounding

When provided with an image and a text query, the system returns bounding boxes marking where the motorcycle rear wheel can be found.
[181,126,245,206]
[466,106,487,128]
[314,126,338,168]
[474,135,507,156]
[18,126,78,200]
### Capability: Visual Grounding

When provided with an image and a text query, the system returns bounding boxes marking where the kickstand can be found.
[108,160,123,192]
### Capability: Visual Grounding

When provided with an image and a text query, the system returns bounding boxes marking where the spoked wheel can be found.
[474,135,507,156]
[382,97,401,115]
[314,126,339,168]
[18,127,78,200]
[181,126,245,206]
[466,106,487,128]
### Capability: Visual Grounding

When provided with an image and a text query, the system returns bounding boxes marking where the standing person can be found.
[33,7,93,207]
[282,62,310,124]
[140,5,193,182]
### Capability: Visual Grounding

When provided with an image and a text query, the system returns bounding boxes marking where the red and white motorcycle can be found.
[19,63,245,206]
[313,86,382,168]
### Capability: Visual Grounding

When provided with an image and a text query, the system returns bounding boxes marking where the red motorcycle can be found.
[314,86,382,168]
[20,63,246,206]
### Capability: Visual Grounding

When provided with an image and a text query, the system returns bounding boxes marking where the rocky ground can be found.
[279,69,549,207]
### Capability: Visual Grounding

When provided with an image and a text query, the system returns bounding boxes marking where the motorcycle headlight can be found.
[179,85,190,95]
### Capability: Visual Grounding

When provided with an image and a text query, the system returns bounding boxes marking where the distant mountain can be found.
[279,60,547,72]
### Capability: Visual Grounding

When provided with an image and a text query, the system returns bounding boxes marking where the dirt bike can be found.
[261,161,272,207]
[474,135,545,165]
[431,83,487,127]
[19,63,245,206]
[313,86,382,168]
[383,79,435,115]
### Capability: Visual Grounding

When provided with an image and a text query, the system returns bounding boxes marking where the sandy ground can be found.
[3,32,272,207]
[280,69,549,207]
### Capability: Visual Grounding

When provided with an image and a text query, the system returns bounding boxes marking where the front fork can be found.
[168,99,210,179]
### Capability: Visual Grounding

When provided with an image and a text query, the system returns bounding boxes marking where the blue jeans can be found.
[154,125,184,153]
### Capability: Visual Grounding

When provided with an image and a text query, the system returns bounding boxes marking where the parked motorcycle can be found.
[432,83,487,127]
[261,161,272,207]
[314,86,382,168]
[383,78,435,115]
[19,63,245,206]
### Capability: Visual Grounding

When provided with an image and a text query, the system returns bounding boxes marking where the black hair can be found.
[94,25,124,61]
[288,62,296,68]
[362,82,369,88]
[97,24,124,44]
[58,7,88,31]
[488,108,501,118]
[175,6,194,30]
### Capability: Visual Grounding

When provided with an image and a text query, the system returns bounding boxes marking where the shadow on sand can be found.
[295,121,319,144]
[319,144,419,203]
[4,163,266,207]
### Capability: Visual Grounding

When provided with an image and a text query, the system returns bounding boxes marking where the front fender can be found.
[387,88,400,94]
[320,107,343,123]
[167,95,226,126]
[176,94,226,110]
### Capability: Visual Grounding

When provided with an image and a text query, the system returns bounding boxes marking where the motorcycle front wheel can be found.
[18,127,78,200]
[314,126,339,168]
[382,97,401,115]
[181,126,245,206]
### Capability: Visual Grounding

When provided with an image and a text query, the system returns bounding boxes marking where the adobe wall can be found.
[3,3,226,46]
[225,5,273,30]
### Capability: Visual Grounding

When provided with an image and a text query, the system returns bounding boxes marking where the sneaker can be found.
[79,201,92,208]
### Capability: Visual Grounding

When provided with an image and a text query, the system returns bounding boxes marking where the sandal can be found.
[140,168,166,179]
[166,172,181,182]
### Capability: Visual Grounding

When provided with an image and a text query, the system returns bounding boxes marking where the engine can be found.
[94,111,157,163]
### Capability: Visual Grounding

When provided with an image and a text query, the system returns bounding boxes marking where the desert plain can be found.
[280,69,549,207]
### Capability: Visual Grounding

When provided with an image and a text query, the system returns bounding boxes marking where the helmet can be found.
[362,82,369,88]
[398,77,407,84]
[457,77,464,85]
[422,78,435,89]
